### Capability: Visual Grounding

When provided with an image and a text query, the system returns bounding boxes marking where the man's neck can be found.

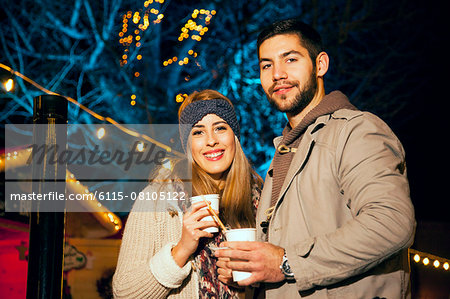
[287,83,325,128]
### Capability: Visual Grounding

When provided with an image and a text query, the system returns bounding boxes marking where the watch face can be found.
[282,259,295,277]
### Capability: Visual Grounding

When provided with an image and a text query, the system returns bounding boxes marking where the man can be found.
[215,18,415,298]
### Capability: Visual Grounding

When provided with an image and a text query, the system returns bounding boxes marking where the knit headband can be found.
[179,98,240,152]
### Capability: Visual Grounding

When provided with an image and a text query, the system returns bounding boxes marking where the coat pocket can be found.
[295,237,315,257]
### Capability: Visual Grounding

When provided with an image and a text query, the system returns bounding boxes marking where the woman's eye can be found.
[215,126,227,132]
[192,130,203,136]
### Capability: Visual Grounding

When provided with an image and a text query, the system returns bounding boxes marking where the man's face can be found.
[259,34,317,115]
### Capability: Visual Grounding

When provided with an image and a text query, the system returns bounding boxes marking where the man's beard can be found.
[266,71,318,115]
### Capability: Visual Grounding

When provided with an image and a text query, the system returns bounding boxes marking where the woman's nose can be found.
[206,132,218,146]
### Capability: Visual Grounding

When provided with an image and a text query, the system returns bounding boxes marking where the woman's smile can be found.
[203,149,225,161]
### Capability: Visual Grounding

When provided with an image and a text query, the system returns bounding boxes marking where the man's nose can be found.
[272,64,287,81]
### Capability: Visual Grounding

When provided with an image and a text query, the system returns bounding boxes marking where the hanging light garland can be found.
[163,9,215,68]
[409,249,450,271]
[0,63,182,229]
[0,147,122,234]
[118,0,167,107]
[0,63,183,158]
[118,0,166,66]
[164,9,215,104]
[117,3,216,105]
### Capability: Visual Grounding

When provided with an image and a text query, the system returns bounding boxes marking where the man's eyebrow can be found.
[259,50,303,63]
[259,57,272,63]
[281,50,303,57]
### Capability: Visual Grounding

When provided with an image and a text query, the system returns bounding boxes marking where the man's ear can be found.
[316,52,329,77]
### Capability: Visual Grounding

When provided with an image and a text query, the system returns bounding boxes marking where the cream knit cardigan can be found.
[113,183,199,299]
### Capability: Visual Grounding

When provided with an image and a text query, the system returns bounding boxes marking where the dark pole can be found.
[27,95,67,299]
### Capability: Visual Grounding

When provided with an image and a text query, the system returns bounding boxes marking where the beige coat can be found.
[256,109,415,298]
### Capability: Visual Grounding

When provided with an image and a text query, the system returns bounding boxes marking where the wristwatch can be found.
[280,250,295,279]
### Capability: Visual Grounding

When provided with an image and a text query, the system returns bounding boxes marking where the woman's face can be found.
[190,113,236,181]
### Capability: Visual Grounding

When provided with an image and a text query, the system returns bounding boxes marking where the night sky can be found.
[385,0,449,223]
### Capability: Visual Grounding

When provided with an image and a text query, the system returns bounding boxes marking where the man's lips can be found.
[270,83,296,95]
[203,149,225,161]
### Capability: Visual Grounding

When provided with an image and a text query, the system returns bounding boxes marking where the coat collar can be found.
[268,114,331,208]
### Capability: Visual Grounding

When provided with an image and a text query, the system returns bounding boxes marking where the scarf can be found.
[197,184,261,298]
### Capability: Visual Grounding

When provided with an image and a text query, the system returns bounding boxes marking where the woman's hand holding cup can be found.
[172,200,218,267]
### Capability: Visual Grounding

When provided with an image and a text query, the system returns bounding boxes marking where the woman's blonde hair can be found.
[177,89,262,228]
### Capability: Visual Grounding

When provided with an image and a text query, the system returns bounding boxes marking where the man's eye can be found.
[287,58,297,63]
[261,64,271,70]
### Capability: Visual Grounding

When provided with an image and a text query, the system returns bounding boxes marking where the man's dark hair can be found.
[257,18,323,62]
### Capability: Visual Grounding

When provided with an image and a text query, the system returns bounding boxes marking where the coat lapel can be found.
[274,115,329,209]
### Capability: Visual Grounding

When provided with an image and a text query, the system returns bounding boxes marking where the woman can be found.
[113,89,262,298]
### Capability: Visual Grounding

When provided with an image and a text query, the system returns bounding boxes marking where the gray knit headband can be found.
[179,98,240,152]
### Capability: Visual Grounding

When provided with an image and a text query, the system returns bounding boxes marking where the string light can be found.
[136,141,145,152]
[175,93,188,103]
[163,51,198,67]
[0,147,122,234]
[410,249,450,271]
[4,78,14,92]
[65,171,123,233]
[118,0,167,81]
[164,8,215,68]
[162,158,173,171]
[96,127,106,139]
[1,55,182,158]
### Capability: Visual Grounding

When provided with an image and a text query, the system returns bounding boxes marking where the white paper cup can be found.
[225,228,256,281]
[190,194,219,233]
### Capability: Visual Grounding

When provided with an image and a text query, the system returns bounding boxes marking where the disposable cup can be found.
[225,228,256,281]
[190,194,220,233]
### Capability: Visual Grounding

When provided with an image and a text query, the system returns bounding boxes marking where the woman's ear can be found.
[316,51,329,77]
